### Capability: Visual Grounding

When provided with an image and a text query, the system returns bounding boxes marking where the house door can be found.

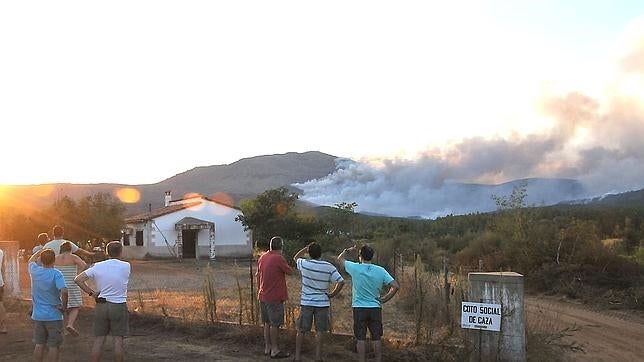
[182,230,197,259]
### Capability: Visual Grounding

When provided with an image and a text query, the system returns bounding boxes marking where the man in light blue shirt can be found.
[338,244,399,362]
[29,248,68,362]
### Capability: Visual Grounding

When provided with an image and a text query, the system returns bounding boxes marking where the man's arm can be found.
[327,280,345,298]
[379,280,400,304]
[292,244,310,263]
[28,248,44,265]
[60,288,69,312]
[74,272,96,296]
[280,256,293,275]
[336,244,357,268]
[72,254,88,272]
[74,247,94,259]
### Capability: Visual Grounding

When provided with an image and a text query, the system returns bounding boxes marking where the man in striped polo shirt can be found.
[293,242,345,362]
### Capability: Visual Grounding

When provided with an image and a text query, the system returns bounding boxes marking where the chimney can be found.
[164,191,172,207]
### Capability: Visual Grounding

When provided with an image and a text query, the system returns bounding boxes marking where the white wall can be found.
[122,199,251,259]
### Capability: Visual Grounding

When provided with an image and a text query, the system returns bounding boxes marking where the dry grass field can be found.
[3,258,643,361]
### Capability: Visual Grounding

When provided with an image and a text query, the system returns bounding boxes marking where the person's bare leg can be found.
[269,325,285,357]
[373,340,382,362]
[314,332,324,361]
[113,336,125,362]
[65,308,80,336]
[294,330,304,361]
[45,346,59,362]
[66,308,79,328]
[33,344,45,362]
[356,340,366,362]
[263,323,271,355]
[0,302,6,332]
[91,336,107,362]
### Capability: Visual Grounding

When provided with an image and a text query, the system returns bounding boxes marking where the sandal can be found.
[270,351,290,359]
[66,326,80,337]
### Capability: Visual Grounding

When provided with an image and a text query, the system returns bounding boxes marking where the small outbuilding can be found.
[121,192,252,259]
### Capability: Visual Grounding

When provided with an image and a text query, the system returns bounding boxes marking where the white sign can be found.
[461,302,502,332]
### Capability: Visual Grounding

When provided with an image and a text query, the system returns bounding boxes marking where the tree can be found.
[236,187,322,245]
[324,201,358,239]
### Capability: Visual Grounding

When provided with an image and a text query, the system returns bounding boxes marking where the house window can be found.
[123,234,130,246]
[136,230,144,246]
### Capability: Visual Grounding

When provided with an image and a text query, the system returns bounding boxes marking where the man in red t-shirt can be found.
[257,236,292,359]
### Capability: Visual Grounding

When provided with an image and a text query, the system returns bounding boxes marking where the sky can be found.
[1,1,644,186]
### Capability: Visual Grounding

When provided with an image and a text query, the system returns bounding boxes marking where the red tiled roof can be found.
[170,195,240,210]
[124,201,202,223]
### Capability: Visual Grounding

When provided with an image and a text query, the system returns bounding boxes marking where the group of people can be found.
[6,229,396,361]
[257,236,400,362]
[25,225,131,362]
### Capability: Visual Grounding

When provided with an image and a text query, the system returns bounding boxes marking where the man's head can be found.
[59,241,73,254]
[359,245,374,262]
[37,232,50,244]
[52,225,64,239]
[269,236,283,251]
[40,248,56,266]
[106,241,123,258]
[308,242,322,259]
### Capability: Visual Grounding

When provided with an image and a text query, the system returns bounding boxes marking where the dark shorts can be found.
[94,302,129,337]
[33,320,64,347]
[297,306,330,332]
[353,308,383,341]
[0,285,4,301]
[260,301,284,327]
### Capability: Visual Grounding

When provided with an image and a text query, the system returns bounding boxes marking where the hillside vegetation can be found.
[2,183,642,309]
[240,186,644,310]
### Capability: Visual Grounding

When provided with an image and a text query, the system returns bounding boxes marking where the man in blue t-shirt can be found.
[28,248,68,362]
[338,244,399,362]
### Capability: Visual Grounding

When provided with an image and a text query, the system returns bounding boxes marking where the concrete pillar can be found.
[468,272,526,362]
[0,241,21,297]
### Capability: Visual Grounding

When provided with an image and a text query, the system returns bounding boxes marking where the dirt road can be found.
[525,297,644,361]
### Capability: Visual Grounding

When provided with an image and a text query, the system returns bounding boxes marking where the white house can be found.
[121,192,252,259]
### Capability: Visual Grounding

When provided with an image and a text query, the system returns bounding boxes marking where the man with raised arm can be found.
[44,225,94,260]
[292,241,345,362]
[337,244,399,362]
[28,248,68,362]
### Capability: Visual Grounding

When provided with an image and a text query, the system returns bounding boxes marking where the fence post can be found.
[443,256,451,327]
[467,272,526,362]
[0,241,20,297]
[249,258,256,325]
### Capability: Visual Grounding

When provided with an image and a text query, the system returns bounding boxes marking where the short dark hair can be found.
[270,236,283,251]
[308,242,322,259]
[41,248,56,266]
[37,232,50,244]
[59,241,73,253]
[359,245,374,261]
[52,225,64,238]
[107,241,123,258]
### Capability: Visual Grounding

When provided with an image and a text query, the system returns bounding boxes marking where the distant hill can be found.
[564,188,644,208]
[2,151,339,214]
[7,150,644,219]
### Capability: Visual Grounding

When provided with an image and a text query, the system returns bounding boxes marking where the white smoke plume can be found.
[296,25,644,218]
